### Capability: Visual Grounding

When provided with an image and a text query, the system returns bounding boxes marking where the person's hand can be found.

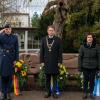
[41,63,44,66]
[15,68,17,72]
[77,68,82,75]
[58,63,61,67]
[40,63,44,69]
[0,29,6,33]
[13,61,16,66]
[96,70,99,77]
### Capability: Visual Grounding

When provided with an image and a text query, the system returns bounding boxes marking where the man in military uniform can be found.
[40,25,62,98]
[0,24,19,100]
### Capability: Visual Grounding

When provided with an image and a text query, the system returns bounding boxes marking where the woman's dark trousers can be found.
[83,69,96,94]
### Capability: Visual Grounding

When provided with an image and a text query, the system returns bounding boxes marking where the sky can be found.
[19,0,49,17]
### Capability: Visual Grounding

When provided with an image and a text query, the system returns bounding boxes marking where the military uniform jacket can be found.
[0,33,19,76]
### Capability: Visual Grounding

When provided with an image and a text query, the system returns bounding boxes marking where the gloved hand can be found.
[40,63,44,70]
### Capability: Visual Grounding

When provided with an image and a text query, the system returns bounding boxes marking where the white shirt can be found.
[48,35,54,38]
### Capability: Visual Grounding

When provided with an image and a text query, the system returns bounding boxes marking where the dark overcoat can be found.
[0,33,19,76]
[40,36,62,74]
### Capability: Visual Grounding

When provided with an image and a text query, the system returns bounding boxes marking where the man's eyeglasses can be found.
[48,30,54,31]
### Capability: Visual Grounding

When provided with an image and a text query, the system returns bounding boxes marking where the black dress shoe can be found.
[82,93,87,99]
[90,94,95,99]
[53,93,59,99]
[0,94,7,100]
[7,93,11,100]
[44,92,51,98]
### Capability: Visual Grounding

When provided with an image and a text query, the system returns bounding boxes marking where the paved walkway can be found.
[12,91,100,100]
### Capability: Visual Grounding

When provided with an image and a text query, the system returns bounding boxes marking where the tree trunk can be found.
[42,0,68,36]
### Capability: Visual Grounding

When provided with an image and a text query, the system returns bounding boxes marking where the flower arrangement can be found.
[77,72,100,90]
[75,73,83,89]
[58,64,69,90]
[59,64,69,79]
[38,64,69,90]
[15,60,28,77]
[38,67,46,88]
[14,60,28,95]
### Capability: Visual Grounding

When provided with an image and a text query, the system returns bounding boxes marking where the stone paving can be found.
[12,91,100,100]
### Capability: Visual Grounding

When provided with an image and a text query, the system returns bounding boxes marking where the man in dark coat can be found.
[40,25,62,98]
[0,24,19,100]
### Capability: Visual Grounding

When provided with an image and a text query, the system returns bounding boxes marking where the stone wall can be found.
[19,53,79,75]
[19,53,79,90]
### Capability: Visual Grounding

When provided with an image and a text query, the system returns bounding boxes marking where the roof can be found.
[2,13,29,16]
